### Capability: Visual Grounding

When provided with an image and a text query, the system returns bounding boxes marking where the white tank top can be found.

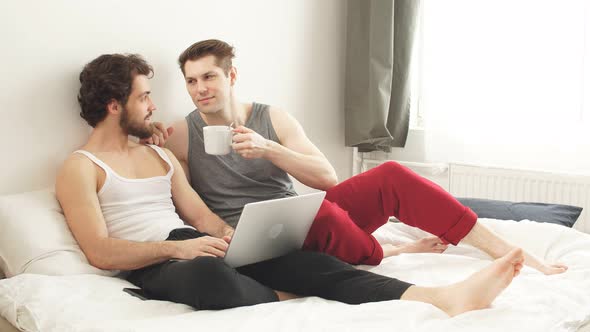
[74,145,194,242]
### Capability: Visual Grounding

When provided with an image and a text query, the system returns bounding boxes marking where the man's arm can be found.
[163,120,191,182]
[55,155,227,271]
[232,107,338,190]
[163,148,234,239]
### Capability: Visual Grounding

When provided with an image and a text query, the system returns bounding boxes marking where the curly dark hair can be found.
[77,54,153,127]
[178,39,235,76]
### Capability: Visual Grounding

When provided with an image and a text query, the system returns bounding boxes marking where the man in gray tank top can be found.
[158,43,446,264]
[184,102,298,228]
[150,39,567,275]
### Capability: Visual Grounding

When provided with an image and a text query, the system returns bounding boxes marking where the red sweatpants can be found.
[303,161,477,265]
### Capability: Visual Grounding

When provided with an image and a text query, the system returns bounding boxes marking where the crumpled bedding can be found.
[1,219,589,332]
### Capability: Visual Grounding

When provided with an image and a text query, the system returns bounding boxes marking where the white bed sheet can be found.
[1,219,590,332]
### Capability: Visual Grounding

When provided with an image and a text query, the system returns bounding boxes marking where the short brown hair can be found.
[77,54,153,127]
[178,39,235,76]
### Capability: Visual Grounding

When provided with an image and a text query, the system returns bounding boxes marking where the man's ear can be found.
[229,66,237,86]
[106,99,122,115]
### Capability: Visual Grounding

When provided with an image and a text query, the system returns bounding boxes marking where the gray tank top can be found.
[186,102,297,228]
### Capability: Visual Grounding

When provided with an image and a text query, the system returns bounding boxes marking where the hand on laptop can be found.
[222,228,234,244]
[172,236,229,259]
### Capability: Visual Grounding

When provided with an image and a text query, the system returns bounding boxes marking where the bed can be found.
[1,190,590,332]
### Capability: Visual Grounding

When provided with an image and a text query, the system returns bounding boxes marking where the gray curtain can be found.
[344,0,421,152]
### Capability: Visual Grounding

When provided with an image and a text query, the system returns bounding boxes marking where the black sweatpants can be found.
[126,228,413,310]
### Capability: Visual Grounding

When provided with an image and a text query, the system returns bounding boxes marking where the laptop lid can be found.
[224,191,326,268]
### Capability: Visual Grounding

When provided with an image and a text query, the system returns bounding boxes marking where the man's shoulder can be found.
[266,105,299,132]
[62,152,95,169]
[60,153,97,178]
[264,105,291,123]
[56,152,99,196]
[164,120,189,161]
[170,119,189,133]
[134,144,178,165]
[156,146,176,160]
[265,104,294,118]
[263,104,283,114]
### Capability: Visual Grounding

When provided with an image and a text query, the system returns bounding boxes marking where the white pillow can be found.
[0,188,116,277]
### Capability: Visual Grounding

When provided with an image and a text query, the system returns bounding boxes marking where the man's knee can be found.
[179,257,236,292]
[375,161,407,176]
[179,257,252,309]
[372,161,431,190]
[306,209,349,251]
[312,201,350,232]
[184,256,234,284]
[284,250,355,272]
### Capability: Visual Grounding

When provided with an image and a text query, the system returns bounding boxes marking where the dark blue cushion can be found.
[456,198,583,228]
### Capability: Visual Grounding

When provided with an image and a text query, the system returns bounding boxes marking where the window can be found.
[411,0,590,173]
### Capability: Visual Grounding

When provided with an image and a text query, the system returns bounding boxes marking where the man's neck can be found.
[85,121,132,153]
[199,95,251,127]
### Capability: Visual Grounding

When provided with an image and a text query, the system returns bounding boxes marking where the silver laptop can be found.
[224,191,326,268]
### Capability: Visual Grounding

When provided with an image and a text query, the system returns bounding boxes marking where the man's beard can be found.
[120,107,153,139]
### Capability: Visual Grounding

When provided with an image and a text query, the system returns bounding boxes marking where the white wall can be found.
[0,0,351,195]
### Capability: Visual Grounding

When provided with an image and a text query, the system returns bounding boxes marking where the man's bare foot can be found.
[382,237,448,258]
[382,244,398,258]
[461,222,567,275]
[539,263,568,275]
[401,248,524,317]
[275,290,299,301]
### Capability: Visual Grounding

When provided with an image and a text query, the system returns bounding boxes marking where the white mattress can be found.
[1,219,589,332]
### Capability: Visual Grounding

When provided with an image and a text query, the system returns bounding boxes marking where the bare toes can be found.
[543,265,568,275]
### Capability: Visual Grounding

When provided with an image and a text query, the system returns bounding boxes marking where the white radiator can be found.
[449,164,590,234]
[355,153,590,234]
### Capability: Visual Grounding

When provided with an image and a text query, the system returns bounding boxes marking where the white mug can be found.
[203,125,232,155]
